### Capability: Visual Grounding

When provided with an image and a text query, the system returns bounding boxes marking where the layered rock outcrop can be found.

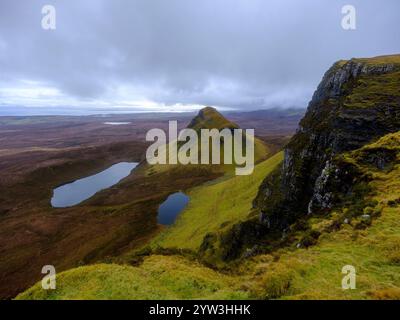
[255,55,400,229]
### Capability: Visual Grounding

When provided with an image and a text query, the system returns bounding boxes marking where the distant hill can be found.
[145,106,270,176]
[188,106,239,131]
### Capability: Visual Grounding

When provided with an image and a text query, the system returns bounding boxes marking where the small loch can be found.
[157,192,190,225]
[103,122,131,126]
[51,162,138,208]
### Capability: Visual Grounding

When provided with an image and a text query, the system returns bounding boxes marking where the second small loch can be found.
[157,192,190,225]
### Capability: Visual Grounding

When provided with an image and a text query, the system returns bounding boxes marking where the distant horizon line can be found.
[0,106,306,117]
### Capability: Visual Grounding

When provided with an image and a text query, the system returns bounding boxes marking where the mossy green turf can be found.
[16,255,249,300]
[344,70,400,109]
[188,106,239,131]
[354,54,400,65]
[344,54,400,109]
[151,152,284,250]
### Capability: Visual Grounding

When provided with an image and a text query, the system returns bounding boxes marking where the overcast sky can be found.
[0,0,399,115]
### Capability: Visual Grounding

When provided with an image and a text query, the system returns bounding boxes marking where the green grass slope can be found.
[187,106,239,131]
[344,55,400,109]
[145,107,270,177]
[151,152,283,250]
[16,255,249,300]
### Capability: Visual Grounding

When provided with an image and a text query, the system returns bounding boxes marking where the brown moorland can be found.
[0,110,301,299]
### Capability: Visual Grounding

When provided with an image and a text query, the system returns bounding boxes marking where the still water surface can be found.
[157,192,190,225]
[51,162,138,208]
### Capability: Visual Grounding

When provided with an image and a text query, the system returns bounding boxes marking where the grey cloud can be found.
[0,0,399,113]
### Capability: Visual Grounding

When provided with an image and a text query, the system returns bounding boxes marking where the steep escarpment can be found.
[198,55,400,262]
[255,55,400,229]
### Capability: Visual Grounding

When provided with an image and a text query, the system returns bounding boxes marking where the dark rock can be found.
[256,57,400,228]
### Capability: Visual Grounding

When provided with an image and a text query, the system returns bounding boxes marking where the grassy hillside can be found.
[187,106,238,131]
[344,55,400,109]
[145,107,269,177]
[16,255,249,300]
[354,54,400,65]
[18,132,400,300]
[146,134,269,177]
[243,131,400,299]
[151,152,283,250]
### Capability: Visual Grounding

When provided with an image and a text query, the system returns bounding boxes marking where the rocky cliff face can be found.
[198,55,400,263]
[255,54,400,230]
